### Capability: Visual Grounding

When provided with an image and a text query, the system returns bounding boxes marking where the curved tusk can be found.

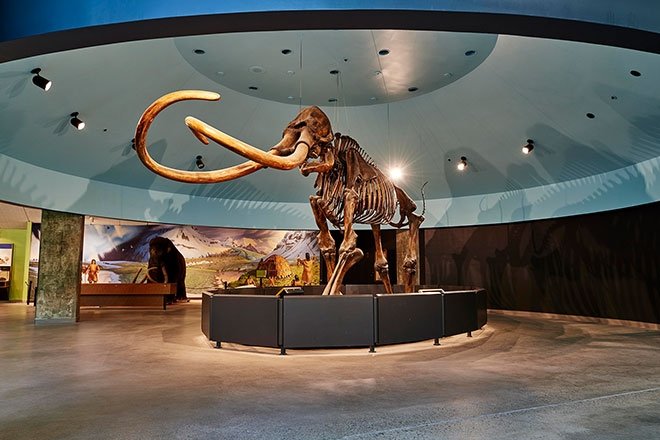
[135,90,267,183]
[185,117,310,170]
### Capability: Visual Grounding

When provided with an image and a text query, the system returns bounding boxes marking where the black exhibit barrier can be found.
[282,296,374,350]
[201,287,487,354]
[443,290,478,337]
[375,293,443,345]
[202,293,280,348]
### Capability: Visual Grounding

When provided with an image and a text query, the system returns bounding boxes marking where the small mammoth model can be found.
[135,91,424,295]
[146,236,187,302]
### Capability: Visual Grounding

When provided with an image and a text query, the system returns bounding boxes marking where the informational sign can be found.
[0,243,13,281]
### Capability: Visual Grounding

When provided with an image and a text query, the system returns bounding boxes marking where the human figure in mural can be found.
[297,252,313,285]
[85,259,100,283]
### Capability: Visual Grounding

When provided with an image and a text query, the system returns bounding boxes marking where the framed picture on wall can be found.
[0,243,13,282]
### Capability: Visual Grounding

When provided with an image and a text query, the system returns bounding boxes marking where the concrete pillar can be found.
[35,210,84,324]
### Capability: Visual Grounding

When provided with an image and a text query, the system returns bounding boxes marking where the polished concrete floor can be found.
[0,302,658,440]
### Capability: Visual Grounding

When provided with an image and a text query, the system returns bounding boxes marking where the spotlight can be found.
[457,156,468,171]
[31,68,52,91]
[388,166,403,182]
[70,112,85,130]
[196,155,205,169]
[522,139,534,155]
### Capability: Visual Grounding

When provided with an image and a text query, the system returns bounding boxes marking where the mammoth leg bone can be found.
[402,212,424,293]
[310,195,337,281]
[322,188,363,296]
[372,224,393,294]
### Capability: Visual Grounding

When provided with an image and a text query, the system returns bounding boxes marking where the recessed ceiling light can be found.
[249,66,265,74]
[630,70,641,77]
[465,50,476,56]
[328,98,338,103]
[193,49,205,55]
[611,95,618,100]
[373,70,382,77]
[378,49,390,56]
[281,49,292,55]
[286,70,295,76]
[586,113,595,119]
[443,72,453,78]
[369,96,377,101]
[287,96,295,100]
[217,71,225,76]
[248,86,259,90]
[329,69,340,75]
[408,87,419,92]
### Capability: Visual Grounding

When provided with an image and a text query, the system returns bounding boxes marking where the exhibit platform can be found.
[201,286,487,354]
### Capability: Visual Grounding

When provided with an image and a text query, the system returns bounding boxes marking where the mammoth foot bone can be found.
[134,90,314,184]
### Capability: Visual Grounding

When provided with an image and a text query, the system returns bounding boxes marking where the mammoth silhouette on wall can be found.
[135,91,425,295]
[146,237,187,302]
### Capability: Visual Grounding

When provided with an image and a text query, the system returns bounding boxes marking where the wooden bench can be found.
[80,283,176,309]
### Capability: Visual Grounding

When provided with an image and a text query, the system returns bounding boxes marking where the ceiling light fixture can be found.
[388,166,403,182]
[522,139,534,154]
[196,155,205,169]
[70,112,85,130]
[31,68,52,91]
[457,156,468,171]
[378,49,390,56]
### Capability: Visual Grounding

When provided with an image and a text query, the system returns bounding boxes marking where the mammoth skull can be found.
[134,90,334,183]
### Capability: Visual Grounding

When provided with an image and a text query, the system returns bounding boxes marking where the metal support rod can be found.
[467,331,472,338]
[369,345,376,353]
[215,341,221,349]
[434,338,440,346]
[280,347,287,356]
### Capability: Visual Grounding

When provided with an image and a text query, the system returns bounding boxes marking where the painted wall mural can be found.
[82,224,320,296]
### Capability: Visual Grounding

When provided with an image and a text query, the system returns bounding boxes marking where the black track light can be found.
[31,68,52,91]
[457,156,468,171]
[522,139,534,154]
[196,155,205,169]
[70,112,85,130]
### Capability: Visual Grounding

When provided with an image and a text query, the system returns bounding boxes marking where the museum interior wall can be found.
[0,224,31,301]
[423,201,660,324]
[6,199,659,324]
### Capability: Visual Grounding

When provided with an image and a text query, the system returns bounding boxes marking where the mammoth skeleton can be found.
[135,91,424,295]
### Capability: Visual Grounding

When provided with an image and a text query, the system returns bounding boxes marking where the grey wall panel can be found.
[443,290,478,336]
[282,296,374,348]
[212,295,280,347]
[376,293,443,345]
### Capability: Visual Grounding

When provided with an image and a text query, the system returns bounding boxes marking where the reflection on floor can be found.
[0,303,658,439]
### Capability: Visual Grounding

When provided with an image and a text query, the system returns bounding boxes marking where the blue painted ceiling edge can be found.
[2,0,660,41]
[1,1,660,229]
[2,1,660,50]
